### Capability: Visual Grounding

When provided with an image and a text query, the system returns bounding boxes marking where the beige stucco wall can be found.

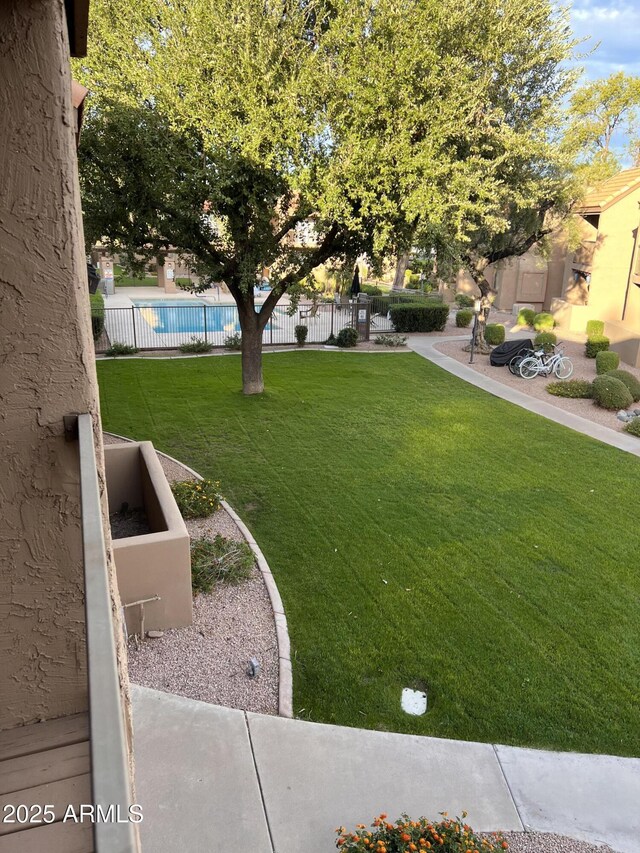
[0,0,131,742]
[591,192,640,329]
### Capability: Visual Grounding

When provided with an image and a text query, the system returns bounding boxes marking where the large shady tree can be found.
[77,0,577,390]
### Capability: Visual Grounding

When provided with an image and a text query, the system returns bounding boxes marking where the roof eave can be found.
[66,0,90,58]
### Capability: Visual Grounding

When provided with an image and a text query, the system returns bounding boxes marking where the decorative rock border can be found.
[103,432,293,718]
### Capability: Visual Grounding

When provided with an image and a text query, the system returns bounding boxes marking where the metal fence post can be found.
[330,303,334,337]
[131,307,137,349]
[203,304,207,343]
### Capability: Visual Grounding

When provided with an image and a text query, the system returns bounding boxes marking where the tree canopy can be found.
[564,71,640,181]
[76,0,578,389]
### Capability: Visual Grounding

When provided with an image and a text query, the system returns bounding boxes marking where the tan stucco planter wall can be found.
[105,442,193,634]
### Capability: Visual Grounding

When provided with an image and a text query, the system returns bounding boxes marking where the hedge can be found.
[592,375,633,410]
[456,309,473,328]
[595,351,619,374]
[484,323,505,345]
[90,291,105,341]
[585,336,610,358]
[533,312,554,331]
[605,369,640,402]
[624,418,640,438]
[389,302,449,332]
[454,293,475,308]
[517,308,536,327]
[534,331,557,352]
[586,319,605,337]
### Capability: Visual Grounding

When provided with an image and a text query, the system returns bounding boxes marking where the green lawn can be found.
[97,352,640,756]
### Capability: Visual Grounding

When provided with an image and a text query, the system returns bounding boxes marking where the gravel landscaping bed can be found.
[500,832,615,853]
[103,432,279,715]
[434,333,640,434]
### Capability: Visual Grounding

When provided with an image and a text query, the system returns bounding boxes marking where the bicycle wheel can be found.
[508,355,523,375]
[518,357,540,379]
[554,357,574,379]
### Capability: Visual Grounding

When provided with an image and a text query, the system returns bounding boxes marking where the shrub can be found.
[405,273,422,289]
[624,418,640,437]
[179,336,213,354]
[484,323,505,345]
[224,332,242,350]
[534,331,557,352]
[586,319,605,338]
[592,375,633,410]
[336,326,359,348]
[389,303,449,333]
[546,379,593,398]
[191,535,254,594]
[373,333,407,347]
[90,291,105,341]
[585,335,609,358]
[171,479,222,519]
[325,333,338,346]
[516,307,535,327]
[294,324,309,346]
[335,812,508,853]
[361,284,382,296]
[595,350,619,374]
[533,312,555,331]
[605,369,640,402]
[105,342,138,357]
[455,309,473,328]
[454,293,475,308]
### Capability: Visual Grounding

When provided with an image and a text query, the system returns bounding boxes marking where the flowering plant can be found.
[335,813,508,852]
[170,479,222,518]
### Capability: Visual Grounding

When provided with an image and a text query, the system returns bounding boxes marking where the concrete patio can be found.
[132,685,639,853]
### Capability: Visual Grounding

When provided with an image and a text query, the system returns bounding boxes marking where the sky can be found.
[569,0,640,81]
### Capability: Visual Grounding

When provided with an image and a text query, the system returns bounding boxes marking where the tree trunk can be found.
[237,302,264,395]
[392,252,410,289]
[462,268,496,354]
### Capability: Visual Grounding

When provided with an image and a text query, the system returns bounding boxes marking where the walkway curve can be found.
[409,335,640,457]
[103,431,293,718]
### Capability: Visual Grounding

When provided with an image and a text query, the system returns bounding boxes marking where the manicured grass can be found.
[97,352,640,755]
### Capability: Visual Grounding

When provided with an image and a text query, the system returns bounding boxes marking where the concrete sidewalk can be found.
[131,686,640,853]
[408,335,640,458]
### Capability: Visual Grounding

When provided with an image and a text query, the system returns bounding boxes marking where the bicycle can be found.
[518,343,573,380]
[508,347,535,375]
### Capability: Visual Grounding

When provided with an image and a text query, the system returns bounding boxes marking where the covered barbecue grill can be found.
[489,338,533,366]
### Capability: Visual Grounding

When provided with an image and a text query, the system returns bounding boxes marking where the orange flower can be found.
[380,814,387,820]
[401,834,411,842]
[502,844,509,850]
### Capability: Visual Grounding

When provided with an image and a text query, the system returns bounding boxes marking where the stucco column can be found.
[0,0,131,740]
[158,256,177,293]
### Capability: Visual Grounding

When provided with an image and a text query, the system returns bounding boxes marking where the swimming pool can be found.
[131,300,274,334]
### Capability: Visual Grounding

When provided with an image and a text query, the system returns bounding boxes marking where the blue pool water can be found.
[131,300,275,334]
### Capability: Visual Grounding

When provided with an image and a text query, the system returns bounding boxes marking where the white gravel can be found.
[103,432,279,715]
[499,831,615,853]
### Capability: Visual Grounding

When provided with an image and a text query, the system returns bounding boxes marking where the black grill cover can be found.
[489,338,533,366]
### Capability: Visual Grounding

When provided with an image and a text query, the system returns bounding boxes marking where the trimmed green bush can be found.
[586,319,605,338]
[585,335,610,358]
[456,309,473,328]
[90,291,105,341]
[389,303,449,333]
[534,331,557,352]
[517,308,536,327]
[624,418,640,438]
[546,379,593,398]
[595,350,619,374]
[224,332,242,350]
[336,326,359,347]
[484,323,505,345]
[294,324,309,346]
[605,369,640,402]
[533,312,555,331]
[592,375,633,410]
[361,284,382,296]
[454,293,475,308]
